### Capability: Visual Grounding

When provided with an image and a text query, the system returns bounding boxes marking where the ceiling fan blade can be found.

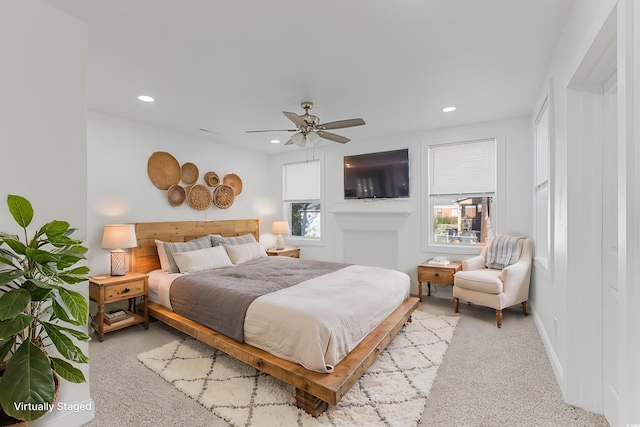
[283,111,306,128]
[284,139,294,145]
[319,118,366,130]
[246,129,296,133]
[319,131,350,144]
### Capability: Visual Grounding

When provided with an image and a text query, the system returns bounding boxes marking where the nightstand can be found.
[417,260,462,301]
[266,247,300,258]
[89,272,149,341]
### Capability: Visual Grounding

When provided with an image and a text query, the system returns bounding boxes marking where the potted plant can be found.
[0,195,89,422]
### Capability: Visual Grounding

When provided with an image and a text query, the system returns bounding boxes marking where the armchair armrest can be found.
[462,255,486,271]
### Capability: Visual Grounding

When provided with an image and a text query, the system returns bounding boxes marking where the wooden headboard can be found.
[130,219,260,274]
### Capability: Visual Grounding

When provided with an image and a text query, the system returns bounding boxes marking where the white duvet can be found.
[148,264,410,373]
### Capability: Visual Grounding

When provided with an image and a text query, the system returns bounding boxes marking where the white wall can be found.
[266,117,533,295]
[531,0,640,424]
[0,1,93,426]
[86,111,272,275]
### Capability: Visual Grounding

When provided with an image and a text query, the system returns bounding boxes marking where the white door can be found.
[602,71,619,427]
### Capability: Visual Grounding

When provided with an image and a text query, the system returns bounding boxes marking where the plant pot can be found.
[0,411,26,427]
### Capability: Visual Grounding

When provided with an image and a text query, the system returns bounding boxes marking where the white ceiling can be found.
[45,0,575,154]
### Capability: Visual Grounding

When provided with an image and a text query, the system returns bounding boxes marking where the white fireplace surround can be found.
[330,201,411,270]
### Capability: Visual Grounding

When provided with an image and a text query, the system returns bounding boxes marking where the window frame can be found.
[421,130,505,255]
[282,158,325,246]
[534,95,552,272]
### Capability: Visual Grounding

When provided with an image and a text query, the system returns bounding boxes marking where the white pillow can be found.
[172,245,233,273]
[155,240,171,272]
[224,242,267,265]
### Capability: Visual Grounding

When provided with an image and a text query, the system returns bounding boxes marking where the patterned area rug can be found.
[137,310,458,427]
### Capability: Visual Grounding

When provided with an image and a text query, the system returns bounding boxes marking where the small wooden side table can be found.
[417,260,462,301]
[89,272,149,341]
[266,247,300,258]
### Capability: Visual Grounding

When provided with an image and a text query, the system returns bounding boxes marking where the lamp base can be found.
[110,250,126,276]
[275,234,285,250]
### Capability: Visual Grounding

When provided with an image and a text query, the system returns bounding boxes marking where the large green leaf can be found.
[0,269,26,286]
[45,323,89,342]
[0,339,55,421]
[0,337,13,365]
[29,288,52,302]
[26,248,60,265]
[0,289,30,321]
[57,287,88,325]
[43,221,69,238]
[58,267,90,284]
[39,322,88,364]
[2,238,26,256]
[6,195,33,229]
[50,357,85,383]
[50,299,82,327]
[26,278,55,290]
[0,313,35,340]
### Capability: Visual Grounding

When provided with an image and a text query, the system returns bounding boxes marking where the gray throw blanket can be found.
[169,256,347,342]
[485,235,523,269]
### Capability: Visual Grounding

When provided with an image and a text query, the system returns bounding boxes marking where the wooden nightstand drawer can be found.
[104,279,145,301]
[266,247,300,258]
[419,268,455,284]
[416,260,462,300]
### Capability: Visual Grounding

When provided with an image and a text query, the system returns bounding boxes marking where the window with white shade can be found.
[534,99,550,264]
[283,160,321,239]
[428,139,496,246]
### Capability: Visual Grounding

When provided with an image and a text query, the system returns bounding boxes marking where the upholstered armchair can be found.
[453,237,533,327]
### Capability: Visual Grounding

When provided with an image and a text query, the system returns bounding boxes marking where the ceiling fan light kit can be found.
[247,101,365,148]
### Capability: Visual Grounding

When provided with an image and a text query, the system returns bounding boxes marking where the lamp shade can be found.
[271,221,290,235]
[101,224,137,249]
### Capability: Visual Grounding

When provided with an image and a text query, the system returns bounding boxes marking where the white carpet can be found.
[137,310,458,427]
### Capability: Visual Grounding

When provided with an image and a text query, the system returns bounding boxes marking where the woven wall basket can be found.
[223,173,243,196]
[167,185,186,206]
[204,171,220,186]
[148,152,181,190]
[187,184,212,210]
[213,184,235,209]
[181,162,199,185]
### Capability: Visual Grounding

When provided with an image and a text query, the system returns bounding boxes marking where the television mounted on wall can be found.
[344,148,409,199]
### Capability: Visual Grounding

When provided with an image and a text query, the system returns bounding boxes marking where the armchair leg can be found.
[522,301,528,316]
[454,298,459,313]
[496,310,502,328]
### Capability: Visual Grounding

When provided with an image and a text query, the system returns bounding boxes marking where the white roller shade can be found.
[535,104,549,188]
[430,139,496,196]
[283,160,320,201]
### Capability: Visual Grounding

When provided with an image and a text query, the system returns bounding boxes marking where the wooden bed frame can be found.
[130,219,419,416]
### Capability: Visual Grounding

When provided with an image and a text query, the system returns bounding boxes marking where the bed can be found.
[131,219,419,415]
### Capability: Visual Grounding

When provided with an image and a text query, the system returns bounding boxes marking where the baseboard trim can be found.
[532,308,564,393]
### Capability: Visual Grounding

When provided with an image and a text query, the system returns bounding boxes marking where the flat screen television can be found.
[344,148,409,199]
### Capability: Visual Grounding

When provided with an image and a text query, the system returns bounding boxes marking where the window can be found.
[428,139,496,246]
[534,99,550,264]
[283,160,321,239]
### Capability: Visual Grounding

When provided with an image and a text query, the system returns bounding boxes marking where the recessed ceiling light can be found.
[442,106,456,113]
[271,139,281,144]
[138,95,155,102]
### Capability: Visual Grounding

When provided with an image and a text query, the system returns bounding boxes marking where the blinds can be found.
[535,104,550,188]
[430,139,496,196]
[283,160,320,201]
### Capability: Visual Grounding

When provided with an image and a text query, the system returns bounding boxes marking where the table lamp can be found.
[271,221,290,250]
[101,224,137,276]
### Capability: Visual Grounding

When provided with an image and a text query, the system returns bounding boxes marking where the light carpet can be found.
[137,310,458,427]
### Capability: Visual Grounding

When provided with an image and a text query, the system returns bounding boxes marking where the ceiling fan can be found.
[246,102,365,147]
